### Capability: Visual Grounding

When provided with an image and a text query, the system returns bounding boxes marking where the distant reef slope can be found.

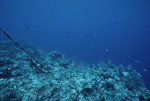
[0,40,150,101]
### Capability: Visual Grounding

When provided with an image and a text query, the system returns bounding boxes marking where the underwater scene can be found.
[0,0,150,101]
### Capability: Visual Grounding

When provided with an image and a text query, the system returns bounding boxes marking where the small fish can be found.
[143,68,147,72]
[105,48,108,52]
[80,35,83,39]
[94,33,97,37]
[135,60,141,63]
[25,26,29,30]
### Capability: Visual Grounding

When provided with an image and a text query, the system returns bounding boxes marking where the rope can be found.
[0,28,48,74]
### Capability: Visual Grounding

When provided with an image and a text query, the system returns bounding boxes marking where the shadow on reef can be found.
[0,40,150,101]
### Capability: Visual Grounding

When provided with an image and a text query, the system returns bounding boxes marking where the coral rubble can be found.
[0,40,150,101]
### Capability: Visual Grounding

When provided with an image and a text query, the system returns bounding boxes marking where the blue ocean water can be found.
[0,0,150,89]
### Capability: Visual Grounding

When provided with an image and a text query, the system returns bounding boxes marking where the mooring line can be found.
[0,28,48,74]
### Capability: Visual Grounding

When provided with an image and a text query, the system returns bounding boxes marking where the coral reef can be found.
[0,40,150,101]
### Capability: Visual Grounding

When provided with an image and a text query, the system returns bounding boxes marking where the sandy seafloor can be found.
[0,40,150,101]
